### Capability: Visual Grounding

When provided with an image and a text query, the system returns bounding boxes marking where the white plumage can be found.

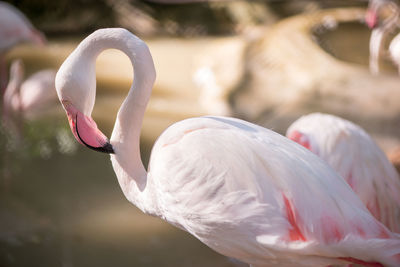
[0,1,45,92]
[56,28,400,267]
[287,113,400,234]
[0,1,45,52]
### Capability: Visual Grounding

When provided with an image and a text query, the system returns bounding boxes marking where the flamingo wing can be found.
[148,116,400,266]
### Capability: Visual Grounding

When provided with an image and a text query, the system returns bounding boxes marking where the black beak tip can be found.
[102,142,115,154]
[89,141,115,154]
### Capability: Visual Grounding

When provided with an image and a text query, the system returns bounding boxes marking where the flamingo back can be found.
[287,113,400,233]
[146,116,400,266]
[0,2,44,51]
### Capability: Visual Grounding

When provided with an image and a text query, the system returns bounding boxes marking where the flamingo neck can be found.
[79,29,156,214]
[3,60,24,114]
[379,1,399,31]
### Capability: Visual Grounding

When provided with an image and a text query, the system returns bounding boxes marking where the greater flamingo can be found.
[286,113,400,234]
[0,1,45,90]
[366,0,400,74]
[367,0,400,175]
[2,59,57,119]
[55,28,400,267]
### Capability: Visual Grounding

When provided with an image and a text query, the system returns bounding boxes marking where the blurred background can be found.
[1,0,400,266]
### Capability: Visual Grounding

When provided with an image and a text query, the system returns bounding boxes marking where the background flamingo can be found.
[1,59,57,191]
[0,1,45,91]
[2,59,57,139]
[286,112,400,234]
[2,59,57,120]
[367,0,400,177]
[366,0,400,74]
[55,28,400,267]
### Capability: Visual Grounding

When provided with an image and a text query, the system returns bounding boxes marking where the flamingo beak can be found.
[366,9,378,29]
[62,100,114,154]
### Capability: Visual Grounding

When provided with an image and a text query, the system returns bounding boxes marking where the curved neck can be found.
[379,1,400,31]
[79,29,156,213]
[369,2,400,74]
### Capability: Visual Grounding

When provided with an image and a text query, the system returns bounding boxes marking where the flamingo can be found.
[2,59,57,120]
[286,113,400,234]
[366,0,400,74]
[55,28,400,267]
[2,59,57,138]
[0,1,45,91]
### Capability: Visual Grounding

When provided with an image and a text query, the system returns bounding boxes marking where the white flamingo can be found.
[367,0,400,176]
[3,59,57,119]
[1,59,57,149]
[0,1,45,90]
[286,113,400,234]
[55,28,400,267]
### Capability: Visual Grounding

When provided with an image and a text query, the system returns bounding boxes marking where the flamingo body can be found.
[287,113,400,234]
[18,69,57,113]
[56,28,400,267]
[147,115,400,266]
[0,1,45,93]
[0,1,45,52]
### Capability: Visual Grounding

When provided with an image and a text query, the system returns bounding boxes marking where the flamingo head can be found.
[366,0,384,29]
[366,0,399,29]
[55,48,114,154]
[366,8,379,29]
